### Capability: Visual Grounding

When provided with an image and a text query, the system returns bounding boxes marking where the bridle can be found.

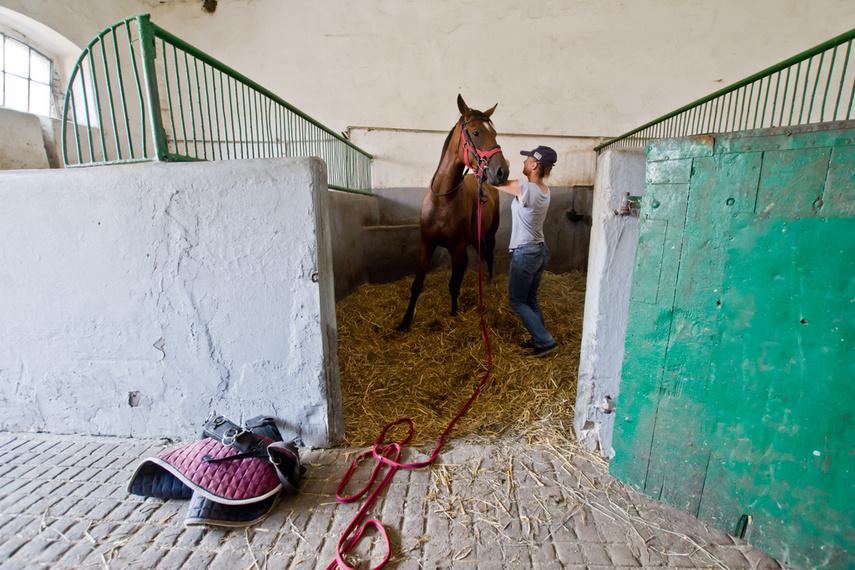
[430,115,502,197]
[460,115,502,180]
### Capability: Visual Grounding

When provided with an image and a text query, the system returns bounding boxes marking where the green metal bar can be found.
[745,82,755,130]
[769,71,781,129]
[64,87,82,165]
[98,33,121,160]
[194,57,208,160]
[833,41,852,119]
[778,67,790,126]
[848,68,855,120]
[125,19,147,156]
[61,54,84,165]
[161,39,177,155]
[789,63,801,125]
[110,26,134,158]
[219,71,230,159]
[229,77,242,159]
[596,27,855,152]
[205,65,220,160]
[78,54,96,162]
[799,57,813,123]
[239,81,250,158]
[821,46,837,122]
[184,50,199,158]
[137,14,169,161]
[807,52,826,123]
[171,43,189,155]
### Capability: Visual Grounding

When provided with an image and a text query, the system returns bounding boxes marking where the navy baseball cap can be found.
[520,145,557,166]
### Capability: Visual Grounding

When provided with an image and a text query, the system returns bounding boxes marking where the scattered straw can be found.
[336,270,586,447]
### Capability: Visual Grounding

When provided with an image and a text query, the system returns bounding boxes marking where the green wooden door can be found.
[611,122,855,569]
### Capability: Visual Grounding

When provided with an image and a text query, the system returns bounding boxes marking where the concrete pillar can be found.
[574,148,646,457]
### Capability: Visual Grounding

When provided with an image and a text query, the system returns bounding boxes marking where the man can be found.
[493,145,559,357]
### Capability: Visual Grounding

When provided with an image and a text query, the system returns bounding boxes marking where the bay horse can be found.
[397,95,509,331]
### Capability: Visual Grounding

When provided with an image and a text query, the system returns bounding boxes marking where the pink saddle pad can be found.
[128,438,281,505]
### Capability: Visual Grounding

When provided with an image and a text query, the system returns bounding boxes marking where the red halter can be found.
[459,117,502,179]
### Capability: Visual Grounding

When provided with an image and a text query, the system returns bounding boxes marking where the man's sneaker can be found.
[517,339,535,349]
[531,343,559,358]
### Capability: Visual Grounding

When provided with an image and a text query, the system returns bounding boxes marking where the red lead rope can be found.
[326,184,494,570]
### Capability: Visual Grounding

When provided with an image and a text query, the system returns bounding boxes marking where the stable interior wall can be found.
[2,0,852,140]
[0,158,344,447]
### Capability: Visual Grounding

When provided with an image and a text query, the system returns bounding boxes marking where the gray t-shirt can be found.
[508,179,550,250]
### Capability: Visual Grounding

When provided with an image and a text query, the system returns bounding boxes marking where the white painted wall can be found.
[575,149,646,457]
[1,0,852,139]
[0,158,344,447]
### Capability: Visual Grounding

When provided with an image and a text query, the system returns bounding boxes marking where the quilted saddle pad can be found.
[127,438,281,505]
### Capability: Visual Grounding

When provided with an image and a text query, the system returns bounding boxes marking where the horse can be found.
[397,94,509,331]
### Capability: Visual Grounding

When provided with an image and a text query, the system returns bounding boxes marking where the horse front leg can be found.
[482,230,497,279]
[397,238,436,331]
[449,243,469,316]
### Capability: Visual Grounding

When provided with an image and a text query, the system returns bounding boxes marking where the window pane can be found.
[5,38,29,77]
[30,51,50,84]
[29,81,49,115]
[5,73,28,111]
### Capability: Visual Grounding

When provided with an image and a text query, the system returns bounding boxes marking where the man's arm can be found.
[493,180,521,197]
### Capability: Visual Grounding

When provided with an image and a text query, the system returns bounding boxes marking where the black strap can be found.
[202,440,303,495]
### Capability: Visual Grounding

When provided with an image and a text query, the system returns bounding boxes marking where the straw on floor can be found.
[335,270,586,448]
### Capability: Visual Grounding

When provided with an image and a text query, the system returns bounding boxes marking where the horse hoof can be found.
[396,321,411,332]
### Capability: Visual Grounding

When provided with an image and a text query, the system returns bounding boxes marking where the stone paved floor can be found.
[0,431,786,569]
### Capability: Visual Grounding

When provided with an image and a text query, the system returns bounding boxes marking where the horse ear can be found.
[457,94,469,115]
[484,103,498,117]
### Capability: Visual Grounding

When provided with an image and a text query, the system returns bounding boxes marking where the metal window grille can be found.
[596,28,855,154]
[61,14,372,195]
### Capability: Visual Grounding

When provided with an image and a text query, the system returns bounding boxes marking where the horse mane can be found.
[429,112,493,190]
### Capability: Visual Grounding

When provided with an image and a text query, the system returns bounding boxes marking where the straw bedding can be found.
[335,269,586,448]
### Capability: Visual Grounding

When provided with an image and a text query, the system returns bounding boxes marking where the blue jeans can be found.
[508,243,555,348]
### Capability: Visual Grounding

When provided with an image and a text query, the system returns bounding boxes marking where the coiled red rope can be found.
[326,180,494,570]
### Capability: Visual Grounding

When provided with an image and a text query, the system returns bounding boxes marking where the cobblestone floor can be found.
[0,432,785,569]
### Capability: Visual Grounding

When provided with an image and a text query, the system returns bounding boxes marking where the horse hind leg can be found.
[449,244,469,316]
[397,239,436,331]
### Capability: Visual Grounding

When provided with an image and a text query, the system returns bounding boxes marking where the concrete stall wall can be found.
[0,158,344,447]
[574,149,646,457]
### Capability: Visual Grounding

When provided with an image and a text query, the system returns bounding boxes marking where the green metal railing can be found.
[61,14,372,194]
[596,28,855,153]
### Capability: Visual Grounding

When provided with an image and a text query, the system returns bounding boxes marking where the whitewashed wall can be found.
[0,158,344,447]
[2,0,851,141]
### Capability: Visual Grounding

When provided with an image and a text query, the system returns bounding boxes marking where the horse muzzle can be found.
[485,152,509,186]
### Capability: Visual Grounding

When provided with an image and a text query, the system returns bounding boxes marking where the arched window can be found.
[1,32,54,117]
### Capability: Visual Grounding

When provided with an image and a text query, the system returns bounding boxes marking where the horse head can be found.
[456,94,509,187]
